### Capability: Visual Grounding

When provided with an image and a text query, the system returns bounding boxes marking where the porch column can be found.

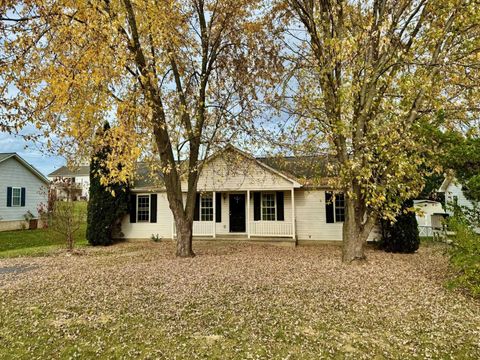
[213,191,216,238]
[247,190,251,239]
[291,188,296,240]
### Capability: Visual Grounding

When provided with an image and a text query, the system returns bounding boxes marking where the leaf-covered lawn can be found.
[0,241,479,359]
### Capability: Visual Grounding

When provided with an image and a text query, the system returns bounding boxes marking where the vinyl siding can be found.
[0,157,48,221]
[444,181,476,214]
[295,189,343,241]
[120,192,173,239]
[119,189,386,242]
[190,154,294,191]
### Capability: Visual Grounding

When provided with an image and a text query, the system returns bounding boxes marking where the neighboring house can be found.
[0,153,49,231]
[48,165,90,200]
[413,199,447,237]
[438,177,477,215]
[120,145,380,243]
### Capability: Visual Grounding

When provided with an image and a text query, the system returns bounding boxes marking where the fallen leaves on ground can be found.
[0,241,479,359]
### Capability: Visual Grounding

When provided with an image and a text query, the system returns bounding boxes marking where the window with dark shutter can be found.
[21,187,26,206]
[129,194,137,223]
[215,192,222,223]
[325,192,335,223]
[253,192,261,221]
[6,187,12,207]
[194,193,200,221]
[150,194,157,223]
[276,191,284,221]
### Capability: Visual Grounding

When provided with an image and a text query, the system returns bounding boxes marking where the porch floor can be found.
[190,235,296,246]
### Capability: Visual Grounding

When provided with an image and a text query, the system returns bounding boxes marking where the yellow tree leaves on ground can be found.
[280,0,480,262]
[1,0,280,257]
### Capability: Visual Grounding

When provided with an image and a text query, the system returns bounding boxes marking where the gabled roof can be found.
[413,199,442,205]
[131,144,335,190]
[438,176,454,192]
[0,153,49,184]
[213,145,303,188]
[48,165,90,177]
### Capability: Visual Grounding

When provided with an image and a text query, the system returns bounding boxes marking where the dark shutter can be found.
[253,192,261,221]
[150,194,157,223]
[325,191,334,223]
[276,191,284,221]
[194,193,200,221]
[215,192,221,223]
[21,187,26,206]
[129,194,137,223]
[6,187,12,207]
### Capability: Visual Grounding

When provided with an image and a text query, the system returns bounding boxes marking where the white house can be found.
[120,145,379,244]
[0,153,49,231]
[48,165,90,200]
[438,177,477,215]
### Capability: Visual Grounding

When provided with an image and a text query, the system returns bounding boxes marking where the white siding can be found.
[120,192,173,239]
[414,201,444,227]
[295,189,343,241]
[0,157,48,221]
[190,153,294,191]
[75,175,90,198]
[444,181,476,215]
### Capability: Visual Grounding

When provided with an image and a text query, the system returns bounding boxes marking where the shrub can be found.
[49,198,86,251]
[447,211,480,298]
[86,123,129,246]
[381,200,420,253]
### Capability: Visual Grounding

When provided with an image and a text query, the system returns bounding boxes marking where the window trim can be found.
[333,193,345,223]
[136,194,150,223]
[11,187,22,207]
[199,193,214,222]
[261,192,276,221]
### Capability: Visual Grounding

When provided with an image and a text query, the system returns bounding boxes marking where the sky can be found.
[0,131,65,176]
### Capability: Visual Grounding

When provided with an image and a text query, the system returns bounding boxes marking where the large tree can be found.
[276,0,480,262]
[1,0,278,257]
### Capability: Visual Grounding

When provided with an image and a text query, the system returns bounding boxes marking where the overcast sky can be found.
[0,131,65,176]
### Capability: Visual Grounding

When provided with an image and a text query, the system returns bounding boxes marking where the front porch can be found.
[173,189,296,239]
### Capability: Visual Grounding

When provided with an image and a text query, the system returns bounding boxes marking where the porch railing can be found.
[173,221,215,237]
[249,221,293,237]
[418,226,433,237]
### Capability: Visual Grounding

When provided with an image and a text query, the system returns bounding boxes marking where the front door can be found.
[229,194,246,232]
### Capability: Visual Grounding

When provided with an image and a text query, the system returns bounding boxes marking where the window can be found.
[137,195,150,222]
[12,187,21,207]
[200,194,213,221]
[261,193,276,221]
[334,193,345,222]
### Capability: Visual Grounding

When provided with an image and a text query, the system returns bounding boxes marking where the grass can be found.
[0,241,479,359]
[0,201,88,258]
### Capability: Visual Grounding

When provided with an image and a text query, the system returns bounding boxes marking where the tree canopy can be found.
[1,0,279,256]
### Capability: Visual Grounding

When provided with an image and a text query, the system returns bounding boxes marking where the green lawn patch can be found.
[0,201,88,258]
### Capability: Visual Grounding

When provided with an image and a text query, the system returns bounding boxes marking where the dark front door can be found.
[229,194,246,232]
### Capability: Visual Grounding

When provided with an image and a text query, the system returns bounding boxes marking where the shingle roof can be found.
[132,153,334,190]
[48,165,90,177]
[256,155,331,183]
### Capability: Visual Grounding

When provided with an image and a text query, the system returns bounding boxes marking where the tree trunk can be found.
[174,213,195,258]
[342,195,374,263]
